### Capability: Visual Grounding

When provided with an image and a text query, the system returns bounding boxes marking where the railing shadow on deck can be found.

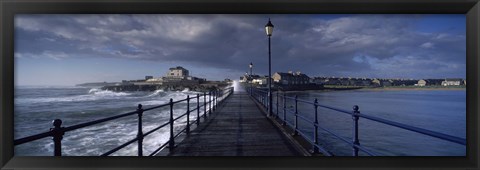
[247,87,466,156]
[14,87,234,156]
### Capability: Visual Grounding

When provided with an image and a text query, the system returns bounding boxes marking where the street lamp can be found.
[265,18,274,117]
[249,62,253,76]
[249,62,253,95]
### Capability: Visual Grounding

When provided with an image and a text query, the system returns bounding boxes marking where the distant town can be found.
[76,66,232,92]
[240,70,466,91]
[76,66,465,92]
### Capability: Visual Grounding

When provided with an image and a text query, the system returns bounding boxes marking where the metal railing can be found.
[247,87,466,156]
[14,87,234,156]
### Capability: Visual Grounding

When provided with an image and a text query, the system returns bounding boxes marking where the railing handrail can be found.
[14,87,234,156]
[248,87,465,156]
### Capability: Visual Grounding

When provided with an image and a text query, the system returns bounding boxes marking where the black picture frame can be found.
[1,0,479,169]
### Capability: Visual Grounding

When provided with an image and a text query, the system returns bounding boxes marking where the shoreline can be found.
[360,86,466,91]
[299,86,465,93]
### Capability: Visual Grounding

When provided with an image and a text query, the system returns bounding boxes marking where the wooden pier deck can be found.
[162,90,305,156]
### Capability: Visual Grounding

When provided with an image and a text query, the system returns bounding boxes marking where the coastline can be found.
[360,86,466,91]
[299,86,466,93]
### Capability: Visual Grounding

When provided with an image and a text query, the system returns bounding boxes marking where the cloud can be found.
[15,51,69,60]
[14,14,466,79]
[420,42,435,49]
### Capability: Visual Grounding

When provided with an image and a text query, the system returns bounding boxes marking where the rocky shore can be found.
[101,83,230,92]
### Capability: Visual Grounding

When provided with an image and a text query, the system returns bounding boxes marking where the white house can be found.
[441,78,463,86]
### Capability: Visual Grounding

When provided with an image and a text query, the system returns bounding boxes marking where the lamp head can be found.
[265,18,274,36]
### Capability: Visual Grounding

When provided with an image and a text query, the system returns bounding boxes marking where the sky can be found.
[14,14,466,86]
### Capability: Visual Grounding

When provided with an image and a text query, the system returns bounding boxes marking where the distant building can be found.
[441,78,463,86]
[241,74,260,83]
[252,76,269,85]
[166,66,189,80]
[371,79,381,86]
[272,71,310,85]
[382,79,393,86]
[417,79,427,86]
[358,78,373,86]
[312,77,328,85]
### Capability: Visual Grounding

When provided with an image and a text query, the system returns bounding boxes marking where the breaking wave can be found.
[146,89,165,97]
[17,89,131,104]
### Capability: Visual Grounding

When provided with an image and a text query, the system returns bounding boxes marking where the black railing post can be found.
[259,93,262,105]
[213,90,216,111]
[282,92,286,126]
[261,95,263,106]
[352,105,360,156]
[186,95,190,134]
[197,94,200,125]
[136,104,144,156]
[276,91,279,118]
[169,98,175,151]
[293,95,298,136]
[51,119,64,156]
[265,93,267,107]
[209,91,212,114]
[263,95,265,107]
[264,94,266,107]
[312,98,319,154]
[204,92,207,120]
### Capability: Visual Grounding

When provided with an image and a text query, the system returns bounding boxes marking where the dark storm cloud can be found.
[15,14,466,79]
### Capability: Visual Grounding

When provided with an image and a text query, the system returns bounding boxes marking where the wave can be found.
[16,89,131,104]
[16,85,88,89]
[88,88,130,97]
[57,107,189,156]
[139,91,194,106]
[146,89,165,97]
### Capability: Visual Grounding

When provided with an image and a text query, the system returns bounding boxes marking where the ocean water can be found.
[14,86,466,156]
[14,86,220,156]
[273,89,466,156]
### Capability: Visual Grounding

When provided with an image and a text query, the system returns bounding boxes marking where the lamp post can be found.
[249,62,253,76]
[265,18,274,117]
[249,62,253,95]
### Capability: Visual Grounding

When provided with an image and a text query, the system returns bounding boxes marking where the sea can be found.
[14,85,214,156]
[14,85,466,156]
[274,89,466,156]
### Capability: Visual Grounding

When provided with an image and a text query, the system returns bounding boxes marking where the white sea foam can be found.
[146,89,165,97]
[88,88,130,96]
[16,89,131,104]
[16,88,207,156]
[16,85,87,89]
[140,91,190,106]
[58,107,191,156]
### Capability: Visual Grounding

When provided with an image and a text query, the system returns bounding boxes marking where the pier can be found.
[161,90,306,156]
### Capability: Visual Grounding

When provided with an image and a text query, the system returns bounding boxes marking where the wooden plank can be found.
[160,91,303,156]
